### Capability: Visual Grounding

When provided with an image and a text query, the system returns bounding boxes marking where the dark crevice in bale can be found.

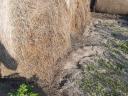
[90,0,97,12]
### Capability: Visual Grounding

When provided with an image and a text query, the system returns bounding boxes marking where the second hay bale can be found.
[95,0,128,15]
[0,0,71,85]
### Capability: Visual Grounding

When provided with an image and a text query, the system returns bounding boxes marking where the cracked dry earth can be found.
[51,14,128,96]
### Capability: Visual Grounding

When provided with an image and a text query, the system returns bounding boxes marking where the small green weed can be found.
[8,84,39,96]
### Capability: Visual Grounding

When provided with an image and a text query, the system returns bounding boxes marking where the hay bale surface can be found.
[95,0,128,15]
[0,0,90,87]
[65,0,90,38]
[0,0,71,85]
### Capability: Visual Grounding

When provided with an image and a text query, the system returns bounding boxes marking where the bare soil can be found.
[51,13,128,96]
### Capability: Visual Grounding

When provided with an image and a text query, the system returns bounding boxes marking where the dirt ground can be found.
[51,13,128,96]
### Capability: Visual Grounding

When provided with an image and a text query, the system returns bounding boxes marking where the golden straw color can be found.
[0,0,90,87]
[65,0,90,38]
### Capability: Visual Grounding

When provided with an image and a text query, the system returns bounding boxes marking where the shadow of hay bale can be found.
[0,73,47,96]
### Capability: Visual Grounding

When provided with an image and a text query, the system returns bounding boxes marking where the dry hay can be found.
[0,0,90,88]
[95,0,128,15]
[0,0,71,85]
[65,0,91,38]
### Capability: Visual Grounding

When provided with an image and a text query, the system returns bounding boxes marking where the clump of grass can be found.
[116,41,128,54]
[8,83,39,96]
[109,40,128,54]
[81,21,128,96]
[107,40,128,54]
[81,58,128,96]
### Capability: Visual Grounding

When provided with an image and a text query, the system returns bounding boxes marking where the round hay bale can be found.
[95,0,128,15]
[0,0,71,85]
[0,0,91,88]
